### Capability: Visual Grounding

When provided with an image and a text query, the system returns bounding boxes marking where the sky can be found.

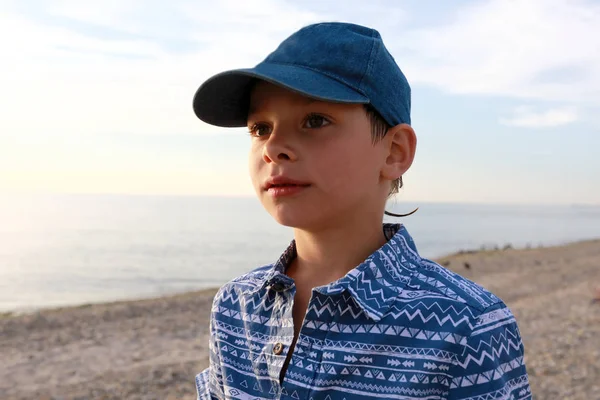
[0,0,599,205]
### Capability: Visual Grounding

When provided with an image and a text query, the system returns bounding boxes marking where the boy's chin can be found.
[268,210,311,229]
[264,204,320,229]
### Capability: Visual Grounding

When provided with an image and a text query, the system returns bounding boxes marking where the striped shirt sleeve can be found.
[448,303,531,400]
[195,368,212,400]
[196,288,226,400]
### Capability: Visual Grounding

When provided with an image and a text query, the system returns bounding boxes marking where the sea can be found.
[1,193,598,312]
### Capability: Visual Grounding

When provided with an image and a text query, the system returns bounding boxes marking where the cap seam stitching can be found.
[358,29,378,92]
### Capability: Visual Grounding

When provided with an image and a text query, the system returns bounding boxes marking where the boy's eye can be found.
[303,114,331,129]
[248,123,272,137]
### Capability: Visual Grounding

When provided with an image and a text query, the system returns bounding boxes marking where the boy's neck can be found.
[287,220,389,288]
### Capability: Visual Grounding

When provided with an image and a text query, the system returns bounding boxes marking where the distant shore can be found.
[1,240,599,399]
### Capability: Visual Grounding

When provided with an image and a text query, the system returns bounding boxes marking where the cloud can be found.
[500,106,578,128]
[46,0,143,32]
[396,0,600,104]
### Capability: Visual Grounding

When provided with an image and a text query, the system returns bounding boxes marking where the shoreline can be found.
[0,287,221,318]
[1,239,599,399]
[3,236,598,317]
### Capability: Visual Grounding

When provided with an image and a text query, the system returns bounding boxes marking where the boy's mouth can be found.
[263,176,311,191]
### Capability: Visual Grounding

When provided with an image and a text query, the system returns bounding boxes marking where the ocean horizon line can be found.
[2,190,599,208]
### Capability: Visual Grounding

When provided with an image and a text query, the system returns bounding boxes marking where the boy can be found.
[192,22,530,400]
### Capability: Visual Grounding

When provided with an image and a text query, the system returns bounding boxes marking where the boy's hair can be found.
[364,104,402,197]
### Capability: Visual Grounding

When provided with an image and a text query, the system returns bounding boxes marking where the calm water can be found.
[1,193,598,312]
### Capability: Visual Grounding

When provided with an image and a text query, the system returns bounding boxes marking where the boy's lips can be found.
[262,176,311,191]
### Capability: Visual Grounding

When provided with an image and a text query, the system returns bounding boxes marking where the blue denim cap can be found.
[192,22,411,128]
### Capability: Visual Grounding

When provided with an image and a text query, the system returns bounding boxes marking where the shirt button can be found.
[273,342,284,355]
[271,282,286,292]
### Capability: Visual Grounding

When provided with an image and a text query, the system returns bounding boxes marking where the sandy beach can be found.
[1,240,599,400]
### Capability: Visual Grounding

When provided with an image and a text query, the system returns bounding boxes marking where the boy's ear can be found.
[381,123,417,180]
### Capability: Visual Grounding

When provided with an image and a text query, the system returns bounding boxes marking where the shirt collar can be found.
[245,223,422,322]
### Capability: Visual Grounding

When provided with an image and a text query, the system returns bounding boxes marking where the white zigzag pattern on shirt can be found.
[386,305,474,329]
[460,329,523,368]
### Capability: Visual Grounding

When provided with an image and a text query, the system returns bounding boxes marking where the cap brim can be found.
[192,63,369,127]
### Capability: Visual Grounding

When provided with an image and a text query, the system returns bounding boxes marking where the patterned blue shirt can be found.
[196,224,531,399]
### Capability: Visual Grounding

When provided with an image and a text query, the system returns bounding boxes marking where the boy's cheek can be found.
[248,151,262,179]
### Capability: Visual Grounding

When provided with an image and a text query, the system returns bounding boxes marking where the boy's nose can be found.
[262,133,298,163]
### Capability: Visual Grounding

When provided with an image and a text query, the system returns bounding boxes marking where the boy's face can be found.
[247,81,392,230]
